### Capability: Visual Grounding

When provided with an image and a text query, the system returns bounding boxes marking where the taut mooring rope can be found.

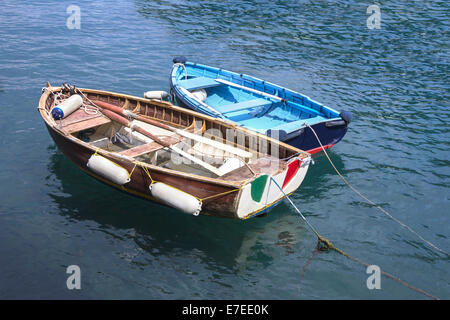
[304,123,449,257]
[270,176,440,300]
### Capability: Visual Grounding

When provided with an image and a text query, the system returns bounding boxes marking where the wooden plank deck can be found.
[61,109,111,133]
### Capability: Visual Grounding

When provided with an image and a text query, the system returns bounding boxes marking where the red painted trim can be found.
[282,159,301,189]
[306,143,335,155]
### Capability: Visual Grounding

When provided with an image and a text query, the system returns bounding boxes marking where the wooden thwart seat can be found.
[61,109,111,133]
[119,135,182,158]
[178,77,221,91]
[220,156,284,181]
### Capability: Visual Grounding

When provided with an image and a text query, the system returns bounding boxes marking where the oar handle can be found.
[101,108,129,126]
[101,109,171,148]
[93,100,173,132]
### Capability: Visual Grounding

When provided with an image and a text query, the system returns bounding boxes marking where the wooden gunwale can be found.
[44,121,242,217]
[74,87,306,156]
[39,86,308,185]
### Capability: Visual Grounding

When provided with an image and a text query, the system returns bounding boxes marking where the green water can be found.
[0,0,448,299]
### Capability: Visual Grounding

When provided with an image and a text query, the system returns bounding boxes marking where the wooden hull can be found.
[39,85,311,219]
[45,123,241,218]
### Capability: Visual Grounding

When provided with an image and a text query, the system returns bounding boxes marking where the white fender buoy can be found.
[87,154,131,185]
[144,90,169,100]
[51,94,83,120]
[191,89,207,102]
[150,182,201,215]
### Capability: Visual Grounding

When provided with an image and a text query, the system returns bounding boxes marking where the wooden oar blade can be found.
[93,100,127,115]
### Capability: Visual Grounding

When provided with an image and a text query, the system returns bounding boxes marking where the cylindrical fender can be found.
[144,90,169,100]
[87,154,131,185]
[150,182,201,216]
[51,94,83,120]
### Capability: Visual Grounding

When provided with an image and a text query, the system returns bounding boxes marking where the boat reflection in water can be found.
[47,150,310,273]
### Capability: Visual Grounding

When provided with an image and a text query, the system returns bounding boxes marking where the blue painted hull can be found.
[170,60,351,154]
[283,121,349,153]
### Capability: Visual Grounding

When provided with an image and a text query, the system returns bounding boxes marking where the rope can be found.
[140,162,155,187]
[304,123,449,257]
[297,246,319,295]
[75,88,101,113]
[199,185,243,202]
[270,177,325,242]
[128,162,138,179]
[83,103,99,115]
[270,176,440,300]
[74,86,246,212]
[100,151,243,205]
[138,160,244,206]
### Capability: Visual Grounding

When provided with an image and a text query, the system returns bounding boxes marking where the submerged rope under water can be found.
[271,176,439,300]
[305,123,449,257]
[271,123,447,300]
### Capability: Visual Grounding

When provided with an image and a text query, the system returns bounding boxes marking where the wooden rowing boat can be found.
[170,58,352,155]
[38,83,312,219]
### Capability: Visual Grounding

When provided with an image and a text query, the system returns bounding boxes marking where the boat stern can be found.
[235,155,312,219]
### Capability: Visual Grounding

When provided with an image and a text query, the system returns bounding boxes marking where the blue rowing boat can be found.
[169,57,352,154]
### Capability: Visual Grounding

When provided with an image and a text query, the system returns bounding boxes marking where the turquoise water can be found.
[0,0,448,299]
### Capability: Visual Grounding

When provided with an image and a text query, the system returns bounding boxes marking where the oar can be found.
[92,100,252,159]
[177,86,227,119]
[100,108,225,176]
[214,78,284,102]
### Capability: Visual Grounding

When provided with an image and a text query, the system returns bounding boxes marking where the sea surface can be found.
[0,0,448,299]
